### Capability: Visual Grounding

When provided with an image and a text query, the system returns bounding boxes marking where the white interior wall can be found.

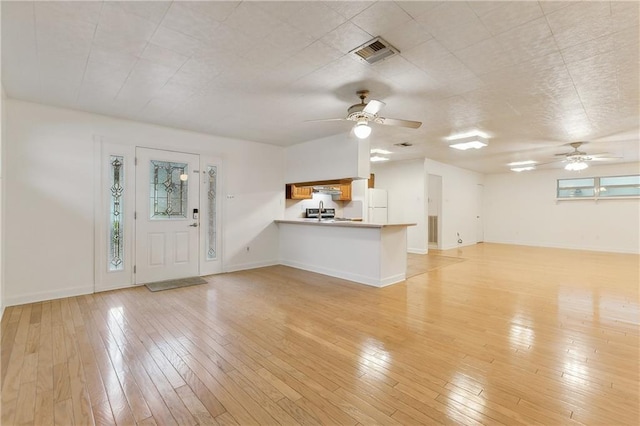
[1,85,5,318]
[425,159,484,250]
[372,159,427,254]
[4,100,284,306]
[1,3,4,318]
[484,162,640,253]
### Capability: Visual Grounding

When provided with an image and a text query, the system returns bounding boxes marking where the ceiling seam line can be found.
[542,11,594,130]
[112,1,175,102]
[75,1,106,104]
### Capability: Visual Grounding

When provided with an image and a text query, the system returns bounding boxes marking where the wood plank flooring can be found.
[2,243,639,425]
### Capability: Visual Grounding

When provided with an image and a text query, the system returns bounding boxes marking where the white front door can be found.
[135,148,200,284]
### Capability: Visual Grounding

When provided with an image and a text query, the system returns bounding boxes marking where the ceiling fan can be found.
[310,90,422,139]
[553,142,621,171]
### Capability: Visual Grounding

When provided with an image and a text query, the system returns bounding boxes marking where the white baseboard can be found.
[4,285,94,307]
[280,259,405,288]
[408,248,428,254]
[483,239,640,254]
[224,259,279,273]
[437,240,480,251]
[95,283,141,293]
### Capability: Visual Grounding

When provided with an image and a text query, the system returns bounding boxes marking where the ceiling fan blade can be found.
[376,117,422,129]
[363,99,385,115]
[589,156,623,161]
[534,160,563,166]
[304,118,349,123]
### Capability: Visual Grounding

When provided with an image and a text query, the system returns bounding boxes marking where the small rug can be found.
[145,276,208,292]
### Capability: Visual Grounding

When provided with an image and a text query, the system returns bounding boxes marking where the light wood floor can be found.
[2,243,639,425]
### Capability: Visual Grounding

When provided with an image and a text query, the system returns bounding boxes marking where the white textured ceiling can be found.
[2,1,639,173]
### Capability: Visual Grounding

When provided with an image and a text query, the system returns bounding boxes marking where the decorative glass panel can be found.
[149,160,188,219]
[206,165,217,260]
[109,156,124,271]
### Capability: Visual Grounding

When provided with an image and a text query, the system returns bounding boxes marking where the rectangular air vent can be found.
[350,37,399,65]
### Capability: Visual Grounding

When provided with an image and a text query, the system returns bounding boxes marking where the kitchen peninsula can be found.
[275,219,415,287]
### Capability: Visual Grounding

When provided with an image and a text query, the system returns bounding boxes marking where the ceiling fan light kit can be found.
[565,160,589,171]
[353,121,372,139]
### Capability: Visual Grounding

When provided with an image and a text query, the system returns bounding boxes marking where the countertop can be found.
[274,219,416,228]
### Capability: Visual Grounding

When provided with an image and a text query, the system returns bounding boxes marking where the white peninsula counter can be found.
[275,219,415,287]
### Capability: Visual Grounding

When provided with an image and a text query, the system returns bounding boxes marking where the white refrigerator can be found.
[367,188,388,223]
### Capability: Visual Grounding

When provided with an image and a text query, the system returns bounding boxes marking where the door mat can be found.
[145,276,208,292]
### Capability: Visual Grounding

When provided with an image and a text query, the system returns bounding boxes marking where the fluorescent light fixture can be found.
[353,121,371,139]
[565,161,588,171]
[446,133,488,150]
[449,138,488,150]
[507,160,537,166]
[370,156,390,162]
[510,166,536,172]
[445,130,490,140]
[370,148,391,155]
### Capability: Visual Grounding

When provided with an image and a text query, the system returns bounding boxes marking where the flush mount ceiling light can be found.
[565,159,589,171]
[353,120,372,139]
[447,134,488,150]
[370,156,390,162]
[507,160,537,166]
[370,148,391,154]
[179,173,189,181]
[508,160,537,172]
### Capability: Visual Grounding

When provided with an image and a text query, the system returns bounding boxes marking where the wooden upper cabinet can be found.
[286,184,313,199]
[334,183,352,201]
[285,180,352,201]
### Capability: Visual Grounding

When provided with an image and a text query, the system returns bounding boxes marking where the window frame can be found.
[556,174,640,201]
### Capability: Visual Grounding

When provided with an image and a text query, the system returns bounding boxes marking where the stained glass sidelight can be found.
[206,165,217,260]
[109,156,124,271]
[150,160,188,219]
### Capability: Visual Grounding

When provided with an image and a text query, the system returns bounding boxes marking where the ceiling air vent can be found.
[350,37,399,65]
[394,142,413,147]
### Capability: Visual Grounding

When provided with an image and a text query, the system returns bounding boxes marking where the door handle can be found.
[188,223,198,227]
